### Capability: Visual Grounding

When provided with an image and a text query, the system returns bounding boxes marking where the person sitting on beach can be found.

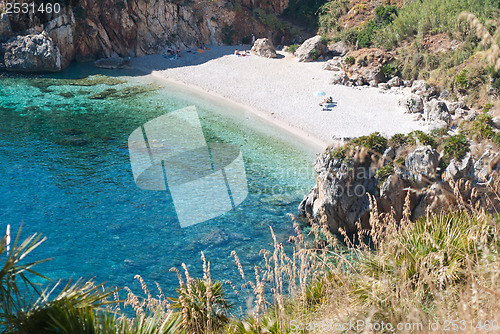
[319,96,333,106]
[234,49,240,56]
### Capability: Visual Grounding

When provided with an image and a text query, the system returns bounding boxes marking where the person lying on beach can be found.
[319,97,333,106]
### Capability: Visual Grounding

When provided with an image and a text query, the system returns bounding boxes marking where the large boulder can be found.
[424,100,451,125]
[322,56,342,71]
[403,146,439,182]
[328,41,349,57]
[250,38,277,58]
[398,94,424,113]
[298,151,378,233]
[2,32,63,72]
[387,76,403,87]
[294,35,327,62]
[442,153,475,181]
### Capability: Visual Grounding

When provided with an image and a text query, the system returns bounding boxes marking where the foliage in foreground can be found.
[2,178,500,333]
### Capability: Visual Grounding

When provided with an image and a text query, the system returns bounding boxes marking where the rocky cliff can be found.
[0,0,287,71]
[300,144,500,234]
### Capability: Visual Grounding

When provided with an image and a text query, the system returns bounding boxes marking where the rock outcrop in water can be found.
[0,0,287,72]
[1,32,63,72]
[299,145,500,234]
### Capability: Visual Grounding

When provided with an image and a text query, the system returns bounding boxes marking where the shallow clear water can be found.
[0,65,317,307]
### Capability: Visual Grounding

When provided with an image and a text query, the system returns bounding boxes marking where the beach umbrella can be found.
[313,91,326,96]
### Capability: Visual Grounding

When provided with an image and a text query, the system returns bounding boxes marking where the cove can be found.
[0,65,317,305]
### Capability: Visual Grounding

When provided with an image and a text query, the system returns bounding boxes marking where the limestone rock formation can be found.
[0,13,13,42]
[294,35,327,62]
[1,0,281,71]
[299,144,498,234]
[298,151,379,233]
[2,32,62,72]
[398,94,424,113]
[387,76,403,87]
[424,100,451,125]
[442,153,475,181]
[250,38,277,58]
[402,145,439,182]
[328,41,349,57]
[340,48,393,86]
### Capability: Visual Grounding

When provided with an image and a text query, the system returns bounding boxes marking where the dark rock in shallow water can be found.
[94,56,130,69]
[57,137,89,146]
[60,128,84,136]
[89,88,119,99]
[58,92,75,98]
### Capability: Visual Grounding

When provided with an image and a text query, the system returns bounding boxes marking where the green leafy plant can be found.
[345,55,355,65]
[309,49,320,60]
[454,69,470,93]
[443,134,470,161]
[388,133,408,148]
[287,44,299,53]
[169,278,232,333]
[352,132,388,154]
[381,60,402,79]
[329,147,346,160]
[376,165,394,182]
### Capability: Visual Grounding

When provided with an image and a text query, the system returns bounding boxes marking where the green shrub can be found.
[309,49,320,60]
[389,133,408,148]
[74,6,87,20]
[345,55,355,65]
[374,5,399,25]
[357,20,378,48]
[287,44,299,53]
[170,278,232,333]
[115,1,125,9]
[410,130,438,149]
[493,132,500,146]
[352,132,388,154]
[394,156,406,165]
[376,165,394,182]
[330,147,346,160]
[381,60,402,79]
[221,24,235,45]
[469,113,495,140]
[454,69,470,93]
[318,0,350,34]
[232,2,243,12]
[443,134,470,161]
[363,213,492,288]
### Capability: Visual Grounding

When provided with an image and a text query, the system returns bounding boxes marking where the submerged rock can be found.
[94,56,130,69]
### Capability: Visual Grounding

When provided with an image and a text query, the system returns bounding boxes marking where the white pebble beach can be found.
[130,45,427,150]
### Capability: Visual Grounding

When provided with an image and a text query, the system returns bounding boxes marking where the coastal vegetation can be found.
[318,0,499,107]
[3,195,500,333]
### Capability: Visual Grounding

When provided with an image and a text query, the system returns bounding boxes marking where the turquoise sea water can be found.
[0,65,317,307]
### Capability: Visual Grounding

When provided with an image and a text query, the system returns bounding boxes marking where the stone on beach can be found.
[250,38,277,58]
[294,35,327,62]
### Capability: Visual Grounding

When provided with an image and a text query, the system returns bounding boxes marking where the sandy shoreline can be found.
[129,45,426,150]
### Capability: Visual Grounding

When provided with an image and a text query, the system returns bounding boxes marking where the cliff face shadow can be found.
[45,45,261,80]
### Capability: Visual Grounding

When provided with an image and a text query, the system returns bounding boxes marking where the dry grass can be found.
[122,178,500,334]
